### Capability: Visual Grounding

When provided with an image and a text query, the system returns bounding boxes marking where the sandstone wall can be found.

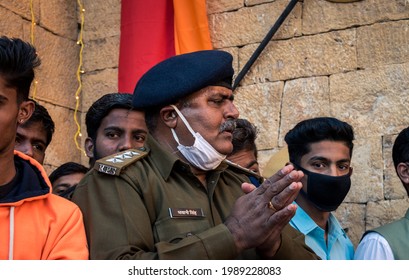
[2,0,409,248]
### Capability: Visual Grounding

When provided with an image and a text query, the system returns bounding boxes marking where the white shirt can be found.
[354,232,394,260]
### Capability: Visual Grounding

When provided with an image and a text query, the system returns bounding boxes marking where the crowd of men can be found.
[1,35,409,260]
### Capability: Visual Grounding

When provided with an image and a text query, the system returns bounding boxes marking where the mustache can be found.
[219,119,237,133]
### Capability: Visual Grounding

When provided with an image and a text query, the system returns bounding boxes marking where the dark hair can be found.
[144,108,160,133]
[230,118,258,158]
[0,36,41,103]
[49,162,89,185]
[392,127,409,195]
[20,100,55,145]
[86,93,134,139]
[284,117,355,164]
[392,127,409,169]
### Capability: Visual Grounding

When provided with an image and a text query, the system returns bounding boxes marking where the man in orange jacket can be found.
[0,36,89,259]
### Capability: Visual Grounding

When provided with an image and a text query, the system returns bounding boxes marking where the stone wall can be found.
[2,0,409,248]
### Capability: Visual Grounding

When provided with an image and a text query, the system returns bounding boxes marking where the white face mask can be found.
[170,105,226,171]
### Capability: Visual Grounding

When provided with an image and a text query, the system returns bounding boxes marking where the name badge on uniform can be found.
[169,208,205,218]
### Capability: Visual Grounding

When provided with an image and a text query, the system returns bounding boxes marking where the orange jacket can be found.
[0,151,89,259]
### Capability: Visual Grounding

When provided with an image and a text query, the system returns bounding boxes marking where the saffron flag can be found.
[118,0,213,93]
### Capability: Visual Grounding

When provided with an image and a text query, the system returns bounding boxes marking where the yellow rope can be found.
[74,0,86,155]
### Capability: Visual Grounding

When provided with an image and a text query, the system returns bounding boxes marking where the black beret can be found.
[132,50,234,109]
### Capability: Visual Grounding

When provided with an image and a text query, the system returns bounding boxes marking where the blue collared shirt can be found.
[290,203,354,260]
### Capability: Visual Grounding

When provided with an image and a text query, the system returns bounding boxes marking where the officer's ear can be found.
[160,106,178,129]
[84,137,95,159]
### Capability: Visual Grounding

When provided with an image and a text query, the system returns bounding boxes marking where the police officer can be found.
[72,50,319,260]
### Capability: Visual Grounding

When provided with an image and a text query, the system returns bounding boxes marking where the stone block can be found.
[82,0,120,41]
[42,164,54,176]
[245,0,273,7]
[39,0,77,40]
[234,82,283,150]
[365,198,409,230]
[279,76,331,146]
[303,0,409,35]
[259,147,289,178]
[237,29,356,86]
[0,0,40,21]
[83,36,120,72]
[0,7,25,36]
[207,0,243,14]
[81,68,118,113]
[358,20,409,68]
[209,0,302,48]
[41,101,83,169]
[334,203,365,247]
[23,26,79,109]
[346,137,384,203]
[330,63,409,139]
[257,148,279,176]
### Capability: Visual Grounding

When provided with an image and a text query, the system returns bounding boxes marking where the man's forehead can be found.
[101,109,146,128]
[17,122,47,137]
[303,140,350,157]
[306,155,351,162]
[190,85,233,98]
[206,86,233,94]
[105,107,144,118]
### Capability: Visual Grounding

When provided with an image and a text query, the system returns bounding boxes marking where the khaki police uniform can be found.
[72,135,319,260]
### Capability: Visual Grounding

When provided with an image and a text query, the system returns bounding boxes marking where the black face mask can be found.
[294,163,352,212]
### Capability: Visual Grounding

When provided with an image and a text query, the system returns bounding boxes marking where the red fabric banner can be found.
[118,0,213,93]
[118,0,175,93]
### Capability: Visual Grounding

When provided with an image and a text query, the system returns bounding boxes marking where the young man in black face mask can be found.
[285,117,355,260]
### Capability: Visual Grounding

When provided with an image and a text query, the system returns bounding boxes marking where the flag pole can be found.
[232,0,299,90]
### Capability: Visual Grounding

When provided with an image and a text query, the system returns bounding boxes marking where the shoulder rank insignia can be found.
[94,149,148,176]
